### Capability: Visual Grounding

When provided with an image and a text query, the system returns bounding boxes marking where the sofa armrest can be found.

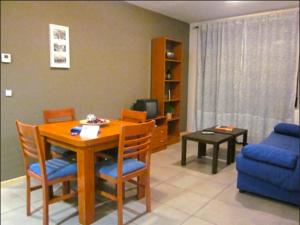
[242,144,298,169]
[274,123,300,138]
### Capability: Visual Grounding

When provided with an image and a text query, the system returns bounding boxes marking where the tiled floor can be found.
[1,141,299,225]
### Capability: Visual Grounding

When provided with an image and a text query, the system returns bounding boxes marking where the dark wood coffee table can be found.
[181,131,234,174]
[204,127,248,163]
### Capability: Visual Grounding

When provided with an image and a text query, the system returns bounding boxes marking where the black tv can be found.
[133,99,158,119]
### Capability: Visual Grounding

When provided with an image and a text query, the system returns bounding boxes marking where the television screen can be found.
[133,99,158,119]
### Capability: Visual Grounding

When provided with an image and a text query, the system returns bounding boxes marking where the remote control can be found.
[201,131,215,135]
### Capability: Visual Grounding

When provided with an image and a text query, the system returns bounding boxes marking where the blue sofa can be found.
[236,123,300,205]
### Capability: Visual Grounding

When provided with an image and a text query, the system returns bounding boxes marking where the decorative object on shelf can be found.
[165,105,174,120]
[168,89,171,100]
[166,50,175,59]
[166,69,172,80]
[49,24,70,68]
[86,114,97,122]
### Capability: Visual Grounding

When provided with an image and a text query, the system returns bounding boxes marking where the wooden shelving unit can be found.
[151,37,183,145]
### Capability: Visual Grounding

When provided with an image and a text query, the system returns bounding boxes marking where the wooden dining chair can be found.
[43,107,75,158]
[43,107,75,123]
[16,120,77,225]
[120,109,147,123]
[95,120,154,225]
[96,109,147,160]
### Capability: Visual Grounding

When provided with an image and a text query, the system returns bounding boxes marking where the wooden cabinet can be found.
[151,37,183,145]
[150,116,167,152]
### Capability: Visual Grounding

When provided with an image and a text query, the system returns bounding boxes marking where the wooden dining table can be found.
[38,119,138,225]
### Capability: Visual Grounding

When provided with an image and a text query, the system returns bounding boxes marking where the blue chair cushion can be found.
[274,123,300,138]
[29,158,77,180]
[242,144,298,169]
[96,158,145,178]
[50,145,75,158]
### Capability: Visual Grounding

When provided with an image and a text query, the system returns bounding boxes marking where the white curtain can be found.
[194,9,299,143]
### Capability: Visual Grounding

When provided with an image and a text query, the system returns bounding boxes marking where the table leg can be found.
[181,137,187,166]
[77,149,95,225]
[198,142,206,158]
[243,131,248,146]
[212,144,219,174]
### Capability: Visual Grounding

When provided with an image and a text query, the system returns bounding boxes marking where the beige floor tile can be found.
[279,203,299,222]
[163,191,210,215]
[1,206,44,225]
[216,183,283,216]
[96,200,157,225]
[151,152,179,166]
[151,182,184,204]
[1,188,26,214]
[150,165,182,183]
[208,170,237,185]
[165,171,211,189]
[132,203,190,225]
[188,179,228,199]
[181,216,216,225]
[278,218,299,225]
[195,200,281,225]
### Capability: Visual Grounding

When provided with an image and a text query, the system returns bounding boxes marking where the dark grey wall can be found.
[1,1,189,181]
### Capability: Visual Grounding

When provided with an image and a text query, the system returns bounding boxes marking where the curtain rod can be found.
[192,7,298,27]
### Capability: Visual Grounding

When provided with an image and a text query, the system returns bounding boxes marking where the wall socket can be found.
[5,89,13,97]
[1,53,12,63]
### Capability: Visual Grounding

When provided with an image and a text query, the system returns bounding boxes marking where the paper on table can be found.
[80,125,100,139]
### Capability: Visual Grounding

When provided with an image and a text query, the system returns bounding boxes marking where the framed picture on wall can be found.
[49,24,70,68]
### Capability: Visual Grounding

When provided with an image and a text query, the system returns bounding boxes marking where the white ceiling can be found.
[127,1,299,23]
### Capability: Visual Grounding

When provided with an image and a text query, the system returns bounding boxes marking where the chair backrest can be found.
[117,120,155,178]
[121,109,147,123]
[43,107,75,123]
[16,120,47,178]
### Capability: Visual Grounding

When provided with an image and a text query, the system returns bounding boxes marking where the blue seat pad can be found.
[29,158,77,180]
[96,158,145,178]
[50,145,75,158]
[242,144,298,169]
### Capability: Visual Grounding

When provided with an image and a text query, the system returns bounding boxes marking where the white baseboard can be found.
[1,176,25,187]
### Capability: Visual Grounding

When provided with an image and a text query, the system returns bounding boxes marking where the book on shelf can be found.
[214,125,235,132]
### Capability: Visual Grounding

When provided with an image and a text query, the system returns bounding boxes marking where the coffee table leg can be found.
[226,140,232,165]
[181,137,187,166]
[198,142,206,158]
[243,131,248,146]
[231,139,236,163]
[212,144,219,174]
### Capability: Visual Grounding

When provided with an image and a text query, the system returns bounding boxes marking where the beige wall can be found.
[1,1,189,181]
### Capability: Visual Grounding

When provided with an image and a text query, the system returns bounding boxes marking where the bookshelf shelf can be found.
[151,37,183,147]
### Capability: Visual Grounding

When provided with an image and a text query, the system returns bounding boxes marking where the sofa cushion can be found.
[261,132,299,153]
[236,154,300,191]
[242,144,298,169]
[274,123,300,138]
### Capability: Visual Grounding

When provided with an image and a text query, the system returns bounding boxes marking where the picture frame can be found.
[49,24,70,68]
